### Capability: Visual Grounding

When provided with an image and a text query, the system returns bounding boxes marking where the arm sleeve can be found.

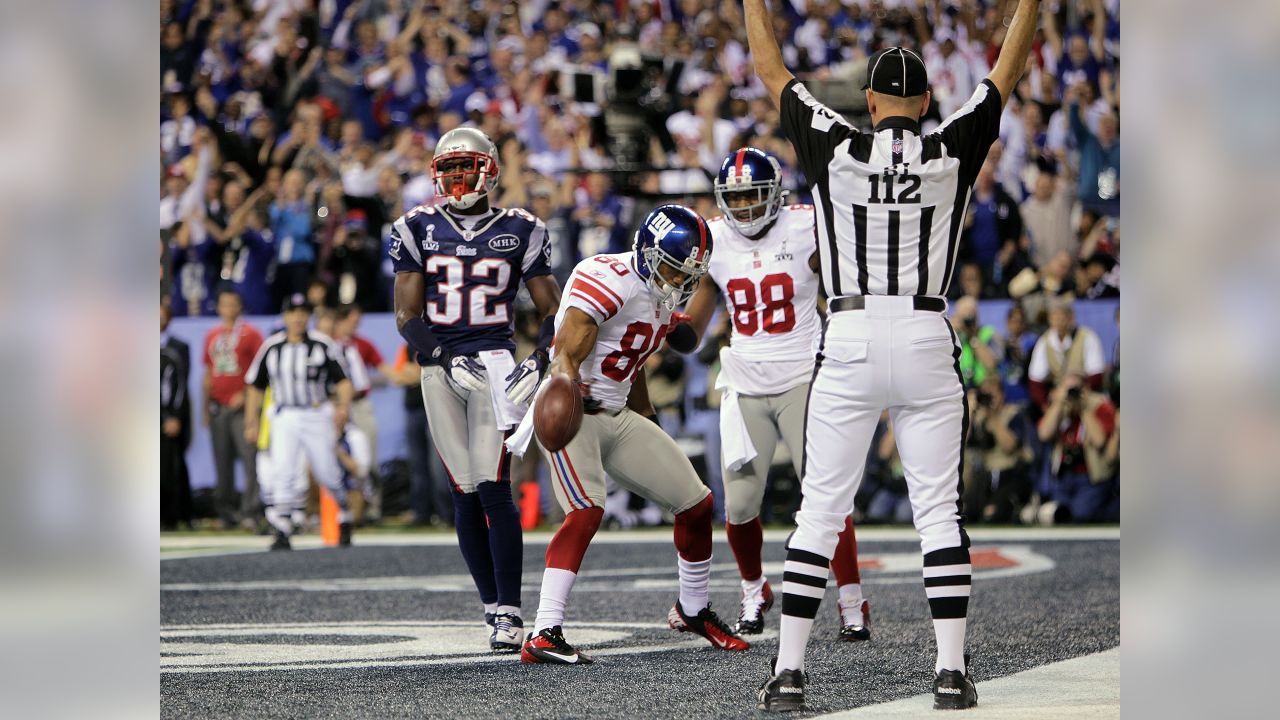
[778,78,859,184]
[934,79,1005,188]
[388,215,424,273]
[521,218,553,277]
[564,265,626,325]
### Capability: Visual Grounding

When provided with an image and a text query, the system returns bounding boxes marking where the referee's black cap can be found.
[282,293,313,313]
[863,47,928,97]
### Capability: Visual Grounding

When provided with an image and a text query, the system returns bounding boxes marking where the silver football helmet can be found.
[432,127,501,210]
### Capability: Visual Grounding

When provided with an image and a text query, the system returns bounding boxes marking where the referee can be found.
[746,0,1042,711]
[244,293,355,550]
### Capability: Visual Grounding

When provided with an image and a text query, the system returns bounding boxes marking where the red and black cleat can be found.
[668,602,750,651]
[520,626,595,665]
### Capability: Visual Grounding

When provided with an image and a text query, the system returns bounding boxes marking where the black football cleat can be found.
[837,598,871,641]
[269,531,292,551]
[521,626,595,665]
[757,658,808,712]
[735,580,774,635]
[933,668,978,710]
[338,521,352,546]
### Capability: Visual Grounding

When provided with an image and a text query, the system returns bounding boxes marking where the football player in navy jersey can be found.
[390,127,562,652]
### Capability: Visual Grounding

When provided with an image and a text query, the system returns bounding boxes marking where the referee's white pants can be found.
[260,405,342,510]
[793,296,967,559]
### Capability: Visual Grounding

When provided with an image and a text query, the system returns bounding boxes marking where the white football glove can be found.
[504,350,549,405]
[447,354,487,392]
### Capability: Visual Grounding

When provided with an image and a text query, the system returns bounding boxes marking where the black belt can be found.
[830,296,946,313]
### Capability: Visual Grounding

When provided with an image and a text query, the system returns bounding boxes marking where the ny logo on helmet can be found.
[647,212,676,241]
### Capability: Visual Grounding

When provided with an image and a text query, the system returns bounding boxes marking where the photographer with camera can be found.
[1035,371,1118,523]
[952,297,1001,389]
[964,378,1035,524]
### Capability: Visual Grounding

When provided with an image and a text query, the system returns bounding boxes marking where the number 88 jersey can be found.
[706,203,822,395]
[555,252,672,412]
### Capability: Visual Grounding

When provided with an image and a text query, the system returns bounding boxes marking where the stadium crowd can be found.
[161,0,1120,530]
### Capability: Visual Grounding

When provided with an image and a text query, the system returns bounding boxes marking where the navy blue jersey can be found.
[389,204,553,355]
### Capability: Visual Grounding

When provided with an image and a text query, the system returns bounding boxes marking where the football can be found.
[533,373,584,453]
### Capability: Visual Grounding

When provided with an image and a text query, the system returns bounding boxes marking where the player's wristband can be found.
[400,317,445,366]
[535,315,556,352]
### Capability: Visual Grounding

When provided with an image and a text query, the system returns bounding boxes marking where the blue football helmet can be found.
[714,147,784,237]
[632,204,712,312]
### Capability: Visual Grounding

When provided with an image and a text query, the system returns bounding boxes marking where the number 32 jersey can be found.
[389,204,552,356]
[555,252,673,412]
[706,204,822,396]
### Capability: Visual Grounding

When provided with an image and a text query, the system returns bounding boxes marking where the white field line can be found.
[812,646,1120,719]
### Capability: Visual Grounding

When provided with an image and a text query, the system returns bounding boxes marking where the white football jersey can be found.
[555,252,673,412]
[707,203,822,395]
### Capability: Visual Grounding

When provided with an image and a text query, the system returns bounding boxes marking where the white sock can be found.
[678,555,712,613]
[777,614,815,673]
[535,568,577,632]
[742,575,767,597]
[934,618,968,673]
[266,506,293,535]
[495,604,521,619]
[484,602,498,616]
[838,583,863,605]
[338,509,353,524]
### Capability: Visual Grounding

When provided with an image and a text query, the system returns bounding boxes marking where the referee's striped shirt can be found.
[779,78,1003,298]
[244,331,348,408]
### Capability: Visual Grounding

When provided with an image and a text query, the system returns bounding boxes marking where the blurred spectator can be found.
[161,299,192,530]
[1027,301,1107,409]
[201,183,277,314]
[1009,250,1077,328]
[951,297,1001,389]
[998,304,1039,407]
[1035,372,1119,523]
[963,378,1035,524]
[324,210,386,310]
[269,168,318,303]
[1079,251,1120,299]
[961,162,1024,297]
[1067,82,1120,218]
[1021,164,1077,269]
[201,288,264,530]
[571,172,633,258]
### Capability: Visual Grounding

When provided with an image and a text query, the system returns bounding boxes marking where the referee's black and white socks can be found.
[924,545,972,673]
[774,543,972,674]
[776,546,830,672]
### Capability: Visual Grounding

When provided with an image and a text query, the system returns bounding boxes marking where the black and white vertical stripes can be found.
[245,332,347,408]
[922,546,972,620]
[780,547,831,619]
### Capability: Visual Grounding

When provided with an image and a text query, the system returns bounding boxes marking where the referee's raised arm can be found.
[986,0,1044,109]
[743,0,794,108]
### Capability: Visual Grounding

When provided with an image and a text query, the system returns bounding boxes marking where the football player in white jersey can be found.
[683,147,870,640]
[508,205,749,664]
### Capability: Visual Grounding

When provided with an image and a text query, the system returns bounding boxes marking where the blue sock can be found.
[477,480,523,609]
[453,489,497,605]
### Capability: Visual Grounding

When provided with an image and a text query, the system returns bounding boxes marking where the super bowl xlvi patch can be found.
[422,224,439,252]
[488,234,520,253]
